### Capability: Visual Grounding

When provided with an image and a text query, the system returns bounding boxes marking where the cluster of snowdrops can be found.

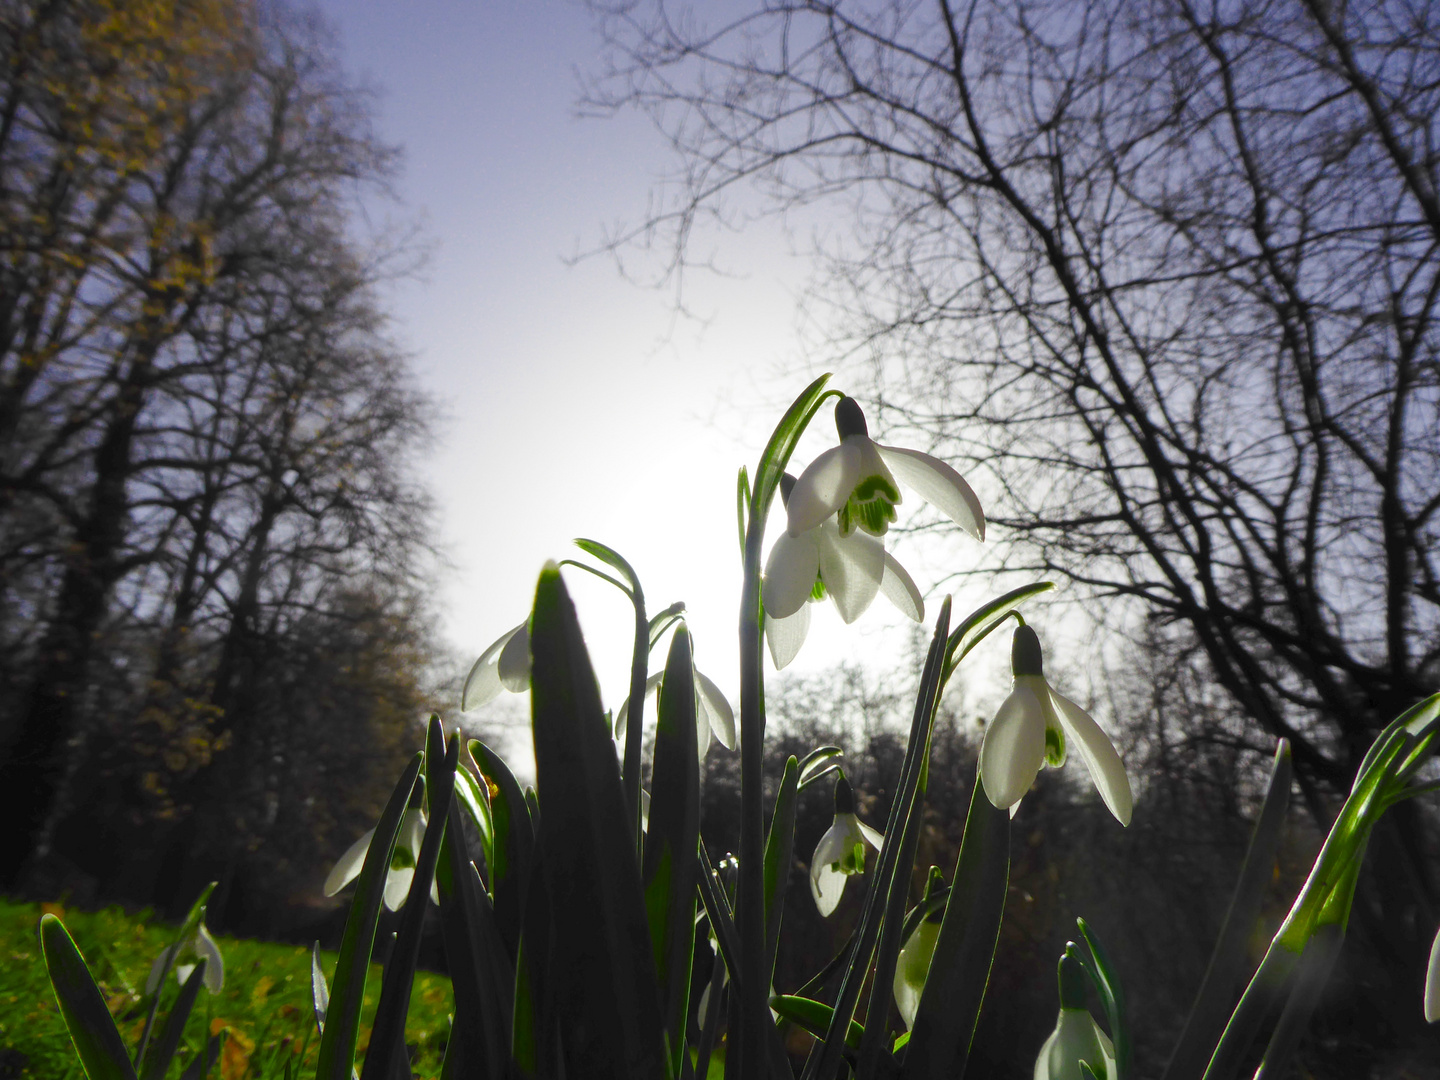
[39,377,1440,1080]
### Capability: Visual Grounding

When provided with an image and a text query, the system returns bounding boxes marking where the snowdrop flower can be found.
[460,621,530,710]
[979,626,1133,826]
[810,773,884,916]
[324,807,433,911]
[1035,956,1116,1080]
[894,918,941,1030]
[1426,922,1440,1022]
[614,665,735,759]
[786,397,984,542]
[894,867,947,1029]
[146,920,224,995]
[763,473,925,669]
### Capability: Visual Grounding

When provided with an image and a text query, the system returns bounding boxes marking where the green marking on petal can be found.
[838,473,901,537]
[1045,725,1066,767]
[390,847,415,871]
[811,576,828,602]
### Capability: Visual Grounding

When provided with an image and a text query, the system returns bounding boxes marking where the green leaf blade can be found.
[530,563,667,1079]
[314,753,423,1080]
[902,770,1011,1080]
[643,624,701,1076]
[40,914,139,1080]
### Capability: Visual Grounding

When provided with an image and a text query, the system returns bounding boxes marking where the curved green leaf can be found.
[469,737,534,962]
[1163,740,1291,1080]
[644,624,701,1076]
[763,756,800,989]
[363,719,459,1080]
[771,997,864,1050]
[314,753,423,1080]
[530,563,667,1078]
[902,769,1010,1080]
[40,914,139,1080]
[138,961,207,1080]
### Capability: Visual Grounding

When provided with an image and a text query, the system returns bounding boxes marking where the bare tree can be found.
[0,0,436,891]
[587,0,1440,819]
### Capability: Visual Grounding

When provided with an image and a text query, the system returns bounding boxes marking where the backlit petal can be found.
[763,529,820,619]
[462,622,527,710]
[980,683,1047,810]
[383,866,414,912]
[879,551,925,621]
[1425,923,1440,1022]
[857,819,884,852]
[399,808,427,857]
[1050,689,1134,826]
[876,444,985,541]
[811,860,847,917]
[1037,1009,1115,1080]
[614,672,664,743]
[788,442,861,534]
[196,926,224,993]
[895,920,940,1030]
[766,605,811,669]
[694,670,735,750]
[145,947,175,996]
[815,522,883,624]
[324,827,375,897]
[809,819,855,916]
[497,623,531,693]
[811,819,852,870]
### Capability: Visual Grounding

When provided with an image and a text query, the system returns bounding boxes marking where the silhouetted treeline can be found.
[0,0,439,933]
[700,654,1439,1079]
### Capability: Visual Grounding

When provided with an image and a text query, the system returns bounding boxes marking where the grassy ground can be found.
[0,898,452,1080]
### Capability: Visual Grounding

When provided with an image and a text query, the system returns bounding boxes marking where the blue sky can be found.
[309,1,975,719]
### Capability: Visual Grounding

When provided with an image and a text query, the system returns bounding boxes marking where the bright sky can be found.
[311,1,999,731]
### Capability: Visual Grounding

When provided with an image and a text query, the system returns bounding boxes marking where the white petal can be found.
[384,866,414,912]
[857,819,885,852]
[145,947,174,996]
[811,820,852,872]
[614,672,664,743]
[879,551,925,622]
[1033,1026,1060,1080]
[497,623,531,693]
[876,444,985,541]
[788,442,862,534]
[694,670,735,750]
[175,962,197,986]
[195,926,224,992]
[979,683,1047,810]
[763,530,821,619]
[399,808,427,856]
[815,522,883,624]
[462,622,526,710]
[1425,923,1440,1023]
[1050,689,1134,827]
[894,920,940,1030]
[324,828,375,897]
[766,606,811,670]
[809,852,848,917]
[1041,1009,1115,1080]
[1031,676,1069,770]
[811,862,848,917]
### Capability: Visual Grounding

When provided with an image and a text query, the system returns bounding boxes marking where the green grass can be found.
[0,898,452,1080]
